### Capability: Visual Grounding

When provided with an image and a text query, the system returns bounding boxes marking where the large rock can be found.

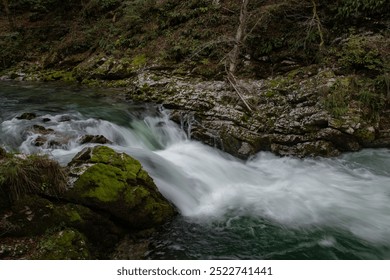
[66,146,176,229]
[0,195,123,258]
[0,148,173,259]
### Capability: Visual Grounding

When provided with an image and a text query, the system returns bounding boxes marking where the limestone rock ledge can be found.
[126,69,390,159]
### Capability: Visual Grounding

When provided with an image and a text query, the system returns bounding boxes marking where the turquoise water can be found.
[1,82,390,259]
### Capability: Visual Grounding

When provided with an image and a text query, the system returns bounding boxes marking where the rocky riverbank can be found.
[1,71,389,159]
[125,67,390,159]
[0,146,176,259]
[3,63,389,159]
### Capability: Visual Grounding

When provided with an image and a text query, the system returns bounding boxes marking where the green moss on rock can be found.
[39,70,76,82]
[67,146,176,229]
[67,209,82,222]
[3,195,63,237]
[355,126,376,144]
[77,163,127,202]
[32,229,90,260]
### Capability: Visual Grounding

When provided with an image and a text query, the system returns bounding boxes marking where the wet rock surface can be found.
[78,134,112,145]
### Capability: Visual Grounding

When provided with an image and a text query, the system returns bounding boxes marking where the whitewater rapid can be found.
[0,84,390,254]
[1,107,390,246]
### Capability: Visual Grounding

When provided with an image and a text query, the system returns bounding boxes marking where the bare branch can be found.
[311,0,324,50]
[227,74,253,112]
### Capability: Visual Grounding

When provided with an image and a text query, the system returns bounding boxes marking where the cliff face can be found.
[1,0,389,157]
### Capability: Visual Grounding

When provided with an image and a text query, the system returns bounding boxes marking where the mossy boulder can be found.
[66,146,176,229]
[0,195,123,258]
[1,195,62,237]
[1,195,114,236]
[32,229,90,260]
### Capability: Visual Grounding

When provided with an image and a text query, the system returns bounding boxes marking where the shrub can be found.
[338,35,384,73]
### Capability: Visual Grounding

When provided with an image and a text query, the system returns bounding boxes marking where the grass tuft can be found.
[0,153,67,202]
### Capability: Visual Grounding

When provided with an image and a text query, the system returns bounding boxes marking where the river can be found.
[1,82,390,259]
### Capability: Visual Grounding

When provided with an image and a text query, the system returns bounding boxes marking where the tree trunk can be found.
[226,0,252,113]
[311,0,324,51]
[2,0,15,30]
[229,0,249,75]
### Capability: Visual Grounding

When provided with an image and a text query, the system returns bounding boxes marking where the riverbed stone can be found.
[16,112,37,120]
[78,134,112,145]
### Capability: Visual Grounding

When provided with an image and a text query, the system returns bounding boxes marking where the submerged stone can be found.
[78,134,112,145]
[16,112,37,120]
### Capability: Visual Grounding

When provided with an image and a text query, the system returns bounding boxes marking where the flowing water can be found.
[1,82,390,259]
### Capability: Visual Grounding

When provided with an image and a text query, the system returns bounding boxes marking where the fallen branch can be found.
[227,72,253,112]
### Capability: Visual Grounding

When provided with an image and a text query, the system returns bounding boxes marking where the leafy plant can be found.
[338,35,383,72]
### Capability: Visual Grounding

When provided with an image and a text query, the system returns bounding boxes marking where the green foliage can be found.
[337,0,389,19]
[131,54,147,69]
[338,35,383,72]
[323,76,386,119]
[375,74,390,99]
[82,0,120,17]
[323,79,351,117]
[96,0,119,9]
[11,0,55,12]
[0,33,25,70]
[357,89,385,120]
[11,0,82,13]
[0,154,66,202]
[355,77,386,120]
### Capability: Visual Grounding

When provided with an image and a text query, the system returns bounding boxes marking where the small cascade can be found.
[179,111,195,139]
